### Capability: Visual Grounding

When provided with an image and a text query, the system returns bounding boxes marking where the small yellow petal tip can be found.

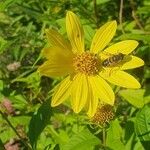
[45,28,53,35]
[87,109,97,118]
[131,40,139,48]
[111,20,117,25]
[51,103,56,107]
[66,10,74,16]
[141,59,145,66]
[108,99,115,106]
[109,20,117,28]
[104,20,117,29]
[51,100,58,107]
[45,28,49,33]
[37,66,42,73]
[130,40,139,49]
[87,113,94,118]
[73,107,80,114]
[134,83,141,89]
[106,91,115,106]
[51,104,55,107]
[134,40,139,46]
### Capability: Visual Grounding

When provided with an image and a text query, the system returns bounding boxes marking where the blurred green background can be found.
[0,0,150,150]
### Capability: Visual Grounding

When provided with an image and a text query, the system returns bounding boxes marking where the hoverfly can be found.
[102,53,125,67]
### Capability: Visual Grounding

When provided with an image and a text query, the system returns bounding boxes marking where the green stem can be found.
[93,0,99,27]
[0,111,32,150]
[102,126,106,149]
[119,0,125,34]
[76,114,80,132]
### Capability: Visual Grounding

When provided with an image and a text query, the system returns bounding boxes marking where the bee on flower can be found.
[38,11,144,117]
[101,53,125,68]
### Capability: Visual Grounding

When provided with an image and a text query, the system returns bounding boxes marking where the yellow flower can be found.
[38,11,144,117]
[99,40,144,88]
[91,104,114,126]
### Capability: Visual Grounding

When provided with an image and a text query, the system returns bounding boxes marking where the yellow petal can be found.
[90,21,117,53]
[38,59,73,78]
[100,70,141,88]
[38,47,73,77]
[66,11,84,53]
[39,46,73,77]
[121,55,144,70]
[51,76,72,107]
[45,29,71,50]
[89,75,115,105]
[85,81,98,118]
[71,74,88,113]
[42,46,73,60]
[103,40,138,55]
[86,94,98,118]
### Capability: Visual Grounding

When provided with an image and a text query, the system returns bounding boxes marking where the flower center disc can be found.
[73,52,100,76]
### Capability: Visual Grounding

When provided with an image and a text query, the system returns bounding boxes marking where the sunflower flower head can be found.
[73,52,101,76]
[91,104,114,126]
[38,11,144,117]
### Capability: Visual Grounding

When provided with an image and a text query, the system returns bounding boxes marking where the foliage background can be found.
[0,0,150,150]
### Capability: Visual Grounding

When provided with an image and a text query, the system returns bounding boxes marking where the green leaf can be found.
[125,134,144,150]
[144,66,150,79]
[12,72,41,89]
[124,121,134,143]
[0,139,5,150]
[135,105,150,149]
[123,21,136,31]
[0,124,15,143]
[9,116,30,126]
[97,0,110,4]
[137,6,150,15]
[0,12,11,24]
[135,105,150,141]
[106,119,125,150]
[36,129,56,150]
[0,37,7,54]
[28,100,52,149]
[9,93,28,110]
[0,80,3,91]
[119,89,145,108]
[15,4,42,20]
[118,34,150,43]
[56,18,66,34]
[0,0,16,11]
[84,25,95,45]
[62,129,100,150]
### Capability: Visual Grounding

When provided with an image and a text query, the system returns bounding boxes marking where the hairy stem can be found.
[102,125,106,149]
[119,0,125,34]
[93,0,99,27]
[130,0,144,31]
[0,111,32,150]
